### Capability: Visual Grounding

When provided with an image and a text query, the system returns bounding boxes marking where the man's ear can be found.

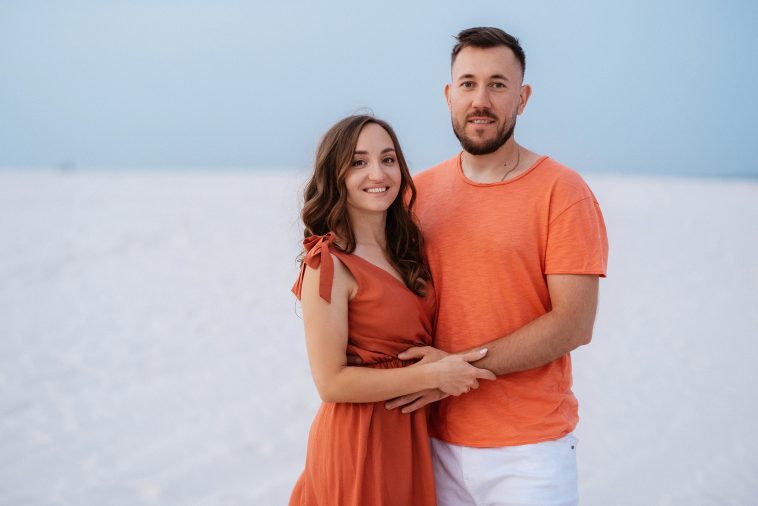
[444,83,452,112]
[517,84,532,115]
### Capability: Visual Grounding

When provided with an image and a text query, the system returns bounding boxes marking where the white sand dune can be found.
[0,170,756,505]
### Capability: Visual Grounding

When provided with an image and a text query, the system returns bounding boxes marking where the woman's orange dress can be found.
[289,233,437,506]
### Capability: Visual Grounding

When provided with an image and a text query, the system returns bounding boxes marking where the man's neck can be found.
[461,140,541,183]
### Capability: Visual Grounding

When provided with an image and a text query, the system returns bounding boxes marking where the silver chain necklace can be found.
[499,145,521,182]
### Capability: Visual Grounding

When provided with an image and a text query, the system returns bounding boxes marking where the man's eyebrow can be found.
[456,73,511,82]
[353,148,396,155]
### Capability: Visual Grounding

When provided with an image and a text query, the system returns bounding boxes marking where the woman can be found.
[289,115,495,505]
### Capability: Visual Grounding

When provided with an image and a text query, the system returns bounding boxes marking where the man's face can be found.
[445,46,530,155]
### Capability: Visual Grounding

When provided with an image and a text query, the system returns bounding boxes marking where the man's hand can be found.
[349,346,459,412]
[385,388,449,413]
[348,345,448,367]
[382,346,451,413]
[398,345,449,365]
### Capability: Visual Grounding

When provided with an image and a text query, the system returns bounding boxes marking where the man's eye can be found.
[461,81,474,88]
[491,82,506,89]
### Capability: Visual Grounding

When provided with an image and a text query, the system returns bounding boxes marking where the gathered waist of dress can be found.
[363,357,417,369]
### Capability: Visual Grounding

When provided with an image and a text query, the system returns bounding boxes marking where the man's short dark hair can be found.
[451,27,526,77]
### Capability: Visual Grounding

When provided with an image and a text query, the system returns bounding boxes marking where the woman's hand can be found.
[431,349,496,396]
[386,388,449,413]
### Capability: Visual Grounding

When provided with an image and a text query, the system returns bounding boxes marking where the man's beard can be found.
[452,110,517,156]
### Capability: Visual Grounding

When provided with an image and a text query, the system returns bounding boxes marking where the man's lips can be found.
[468,117,496,124]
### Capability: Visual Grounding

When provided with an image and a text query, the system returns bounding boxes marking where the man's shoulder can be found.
[536,156,582,180]
[536,157,594,196]
[532,157,602,216]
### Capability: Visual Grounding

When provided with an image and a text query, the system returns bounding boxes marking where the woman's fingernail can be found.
[480,348,488,355]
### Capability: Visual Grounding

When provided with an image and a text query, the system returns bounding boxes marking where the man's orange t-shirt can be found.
[413,153,608,447]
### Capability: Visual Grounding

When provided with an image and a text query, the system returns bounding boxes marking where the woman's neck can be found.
[347,209,387,250]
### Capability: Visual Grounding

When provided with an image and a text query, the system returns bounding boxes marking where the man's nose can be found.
[472,87,492,108]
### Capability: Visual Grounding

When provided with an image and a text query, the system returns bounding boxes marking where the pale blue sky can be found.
[1,0,756,176]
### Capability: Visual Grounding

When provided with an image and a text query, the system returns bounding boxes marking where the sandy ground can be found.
[0,169,756,505]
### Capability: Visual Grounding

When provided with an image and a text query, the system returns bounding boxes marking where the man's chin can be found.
[460,138,503,156]
[452,118,515,155]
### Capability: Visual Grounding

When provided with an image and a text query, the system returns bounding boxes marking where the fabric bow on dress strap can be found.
[291,233,337,303]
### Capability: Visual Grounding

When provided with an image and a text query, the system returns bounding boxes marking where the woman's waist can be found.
[346,338,429,365]
[345,347,420,369]
[363,357,418,369]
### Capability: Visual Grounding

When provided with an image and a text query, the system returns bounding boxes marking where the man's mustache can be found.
[465,109,499,121]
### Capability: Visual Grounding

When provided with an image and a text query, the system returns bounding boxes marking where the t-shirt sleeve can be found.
[544,192,609,277]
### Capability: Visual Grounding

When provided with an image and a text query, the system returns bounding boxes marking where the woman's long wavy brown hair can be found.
[300,115,430,295]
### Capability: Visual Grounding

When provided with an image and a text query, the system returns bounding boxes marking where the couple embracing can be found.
[289,27,608,506]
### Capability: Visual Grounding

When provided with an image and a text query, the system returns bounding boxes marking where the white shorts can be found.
[431,434,579,506]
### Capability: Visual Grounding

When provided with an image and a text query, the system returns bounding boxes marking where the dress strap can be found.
[291,233,337,303]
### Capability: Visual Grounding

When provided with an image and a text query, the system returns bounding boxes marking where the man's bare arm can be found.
[386,274,599,411]
[470,274,599,375]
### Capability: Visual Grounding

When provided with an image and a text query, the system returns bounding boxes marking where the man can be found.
[386,27,609,505]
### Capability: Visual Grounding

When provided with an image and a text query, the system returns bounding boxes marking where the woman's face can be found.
[344,123,402,217]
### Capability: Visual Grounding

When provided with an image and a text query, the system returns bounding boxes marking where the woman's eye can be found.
[351,159,366,168]
[383,156,395,164]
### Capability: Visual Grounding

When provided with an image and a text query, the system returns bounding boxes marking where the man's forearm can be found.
[471,274,599,375]
[385,311,589,413]
[470,308,594,376]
